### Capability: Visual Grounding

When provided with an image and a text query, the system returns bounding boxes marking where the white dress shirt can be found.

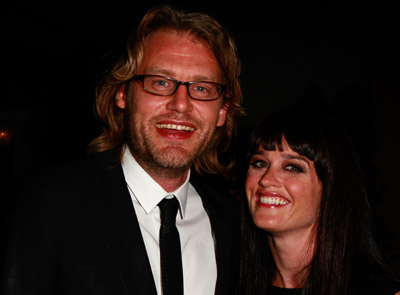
[121,147,217,295]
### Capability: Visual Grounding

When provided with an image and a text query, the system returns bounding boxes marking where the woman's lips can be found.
[256,192,289,207]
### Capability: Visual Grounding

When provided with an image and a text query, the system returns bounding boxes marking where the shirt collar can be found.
[121,146,189,219]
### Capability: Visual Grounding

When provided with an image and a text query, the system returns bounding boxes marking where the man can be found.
[1,5,244,295]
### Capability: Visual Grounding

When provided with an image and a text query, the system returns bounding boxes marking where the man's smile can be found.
[155,123,195,132]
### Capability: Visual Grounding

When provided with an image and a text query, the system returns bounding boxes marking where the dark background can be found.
[1,1,399,273]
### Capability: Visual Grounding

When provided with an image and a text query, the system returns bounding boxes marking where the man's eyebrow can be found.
[144,67,172,76]
[144,67,218,82]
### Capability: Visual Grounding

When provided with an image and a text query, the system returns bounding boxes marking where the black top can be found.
[268,272,400,295]
[270,285,302,295]
[357,272,400,295]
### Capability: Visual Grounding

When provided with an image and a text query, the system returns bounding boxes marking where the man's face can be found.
[117,30,227,179]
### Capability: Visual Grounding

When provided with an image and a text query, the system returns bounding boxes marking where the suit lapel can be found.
[83,153,238,295]
[85,151,157,295]
[190,173,240,295]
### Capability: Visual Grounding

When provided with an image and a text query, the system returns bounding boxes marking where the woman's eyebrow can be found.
[253,150,268,157]
[283,154,311,167]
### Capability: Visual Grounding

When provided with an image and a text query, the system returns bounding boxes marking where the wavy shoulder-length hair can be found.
[89,4,244,174]
[239,107,395,295]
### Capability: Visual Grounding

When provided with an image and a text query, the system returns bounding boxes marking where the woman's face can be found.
[245,138,323,237]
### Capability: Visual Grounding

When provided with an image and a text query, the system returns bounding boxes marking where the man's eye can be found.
[193,85,209,93]
[155,79,169,87]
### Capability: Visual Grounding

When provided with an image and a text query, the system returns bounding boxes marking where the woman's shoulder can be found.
[356,270,400,295]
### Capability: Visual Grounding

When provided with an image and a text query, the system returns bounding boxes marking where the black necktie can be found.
[158,197,184,295]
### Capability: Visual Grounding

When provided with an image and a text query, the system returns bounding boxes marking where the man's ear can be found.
[216,102,229,127]
[116,84,127,109]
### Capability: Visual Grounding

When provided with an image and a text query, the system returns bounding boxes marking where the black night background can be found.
[1,1,400,274]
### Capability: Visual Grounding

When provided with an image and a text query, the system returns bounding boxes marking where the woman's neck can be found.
[268,229,316,288]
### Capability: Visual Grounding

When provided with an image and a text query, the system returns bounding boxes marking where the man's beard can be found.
[123,108,213,179]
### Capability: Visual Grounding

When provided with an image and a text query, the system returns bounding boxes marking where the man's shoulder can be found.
[3,149,130,231]
[15,150,122,205]
[40,149,119,181]
[190,171,230,196]
[189,171,239,210]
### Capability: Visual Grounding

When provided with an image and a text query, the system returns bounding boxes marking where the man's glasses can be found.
[131,75,226,101]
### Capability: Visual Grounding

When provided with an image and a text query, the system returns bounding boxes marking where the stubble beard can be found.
[124,109,214,179]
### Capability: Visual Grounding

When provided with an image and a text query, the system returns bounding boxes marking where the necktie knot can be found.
[158,197,179,225]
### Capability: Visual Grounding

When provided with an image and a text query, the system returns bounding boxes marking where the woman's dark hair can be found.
[238,107,396,295]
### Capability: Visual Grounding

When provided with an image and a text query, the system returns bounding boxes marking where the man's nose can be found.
[166,85,193,113]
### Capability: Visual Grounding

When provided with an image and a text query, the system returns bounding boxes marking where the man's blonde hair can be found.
[89,5,244,174]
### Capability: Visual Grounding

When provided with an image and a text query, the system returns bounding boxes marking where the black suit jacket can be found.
[1,150,239,295]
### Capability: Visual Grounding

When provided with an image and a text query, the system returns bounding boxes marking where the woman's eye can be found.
[285,164,304,173]
[250,160,268,168]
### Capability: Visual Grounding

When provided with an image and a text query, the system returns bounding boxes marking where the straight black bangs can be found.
[249,108,329,167]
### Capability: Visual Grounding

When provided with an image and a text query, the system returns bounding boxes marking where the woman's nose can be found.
[259,167,279,187]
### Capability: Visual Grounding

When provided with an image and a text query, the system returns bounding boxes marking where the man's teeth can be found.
[155,123,195,131]
[259,197,289,205]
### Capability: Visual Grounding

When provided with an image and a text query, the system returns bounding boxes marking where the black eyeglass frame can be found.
[131,74,226,101]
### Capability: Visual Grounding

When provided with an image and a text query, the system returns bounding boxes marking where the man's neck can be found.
[134,158,190,193]
[148,169,190,193]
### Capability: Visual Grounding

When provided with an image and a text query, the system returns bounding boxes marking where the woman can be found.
[238,107,400,295]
